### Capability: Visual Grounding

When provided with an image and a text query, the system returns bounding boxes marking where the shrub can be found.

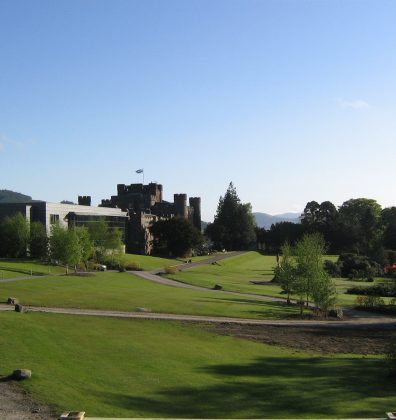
[324,260,341,277]
[124,262,142,271]
[347,284,396,297]
[164,265,177,275]
[355,295,385,309]
[338,253,383,279]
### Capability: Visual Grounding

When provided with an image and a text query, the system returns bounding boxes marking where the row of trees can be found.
[275,233,336,316]
[258,198,396,263]
[0,213,123,272]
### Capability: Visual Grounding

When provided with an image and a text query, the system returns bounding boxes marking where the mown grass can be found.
[0,271,299,319]
[0,259,65,279]
[167,251,392,308]
[0,311,394,418]
[121,253,183,270]
[168,251,279,294]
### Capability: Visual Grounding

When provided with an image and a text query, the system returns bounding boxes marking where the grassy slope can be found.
[0,271,299,319]
[0,311,394,419]
[122,253,183,270]
[168,252,391,307]
[0,259,65,279]
[169,252,280,295]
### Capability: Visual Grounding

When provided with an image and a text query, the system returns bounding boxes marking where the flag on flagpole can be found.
[135,169,144,174]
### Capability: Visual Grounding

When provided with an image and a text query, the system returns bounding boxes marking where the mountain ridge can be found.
[253,212,301,229]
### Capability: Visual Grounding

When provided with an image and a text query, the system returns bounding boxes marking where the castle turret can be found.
[189,197,201,231]
[174,194,188,219]
[78,196,91,206]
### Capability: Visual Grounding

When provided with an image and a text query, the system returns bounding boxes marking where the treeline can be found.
[257,198,396,263]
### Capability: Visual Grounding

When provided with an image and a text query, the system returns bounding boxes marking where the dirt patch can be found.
[0,380,56,420]
[212,323,396,354]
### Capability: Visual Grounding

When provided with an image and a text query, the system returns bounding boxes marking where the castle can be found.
[0,182,200,256]
[100,183,201,254]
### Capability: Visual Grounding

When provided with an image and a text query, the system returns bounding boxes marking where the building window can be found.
[50,214,59,224]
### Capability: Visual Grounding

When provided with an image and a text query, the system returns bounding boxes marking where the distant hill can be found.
[0,189,32,203]
[254,212,300,229]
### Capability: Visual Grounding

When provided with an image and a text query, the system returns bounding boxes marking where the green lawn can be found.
[168,251,279,294]
[0,271,299,319]
[121,253,183,270]
[0,311,394,418]
[0,259,65,279]
[167,251,393,308]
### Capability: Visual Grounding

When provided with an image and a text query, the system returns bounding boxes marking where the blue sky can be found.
[1,0,396,221]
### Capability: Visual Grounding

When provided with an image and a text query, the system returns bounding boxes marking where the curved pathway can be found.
[1,251,395,326]
[1,304,396,327]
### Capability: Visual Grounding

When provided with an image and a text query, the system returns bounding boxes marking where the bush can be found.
[324,260,341,277]
[347,284,396,297]
[124,262,142,271]
[164,265,177,275]
[355,295,385,309]
[338,253,383,279]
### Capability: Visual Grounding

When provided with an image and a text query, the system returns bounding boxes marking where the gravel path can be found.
[2,304,396,327]
[0,382,56,420]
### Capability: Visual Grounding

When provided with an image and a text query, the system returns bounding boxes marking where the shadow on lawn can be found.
[94,356,392,418]
[193,296,296,318]
[0,265,46,276]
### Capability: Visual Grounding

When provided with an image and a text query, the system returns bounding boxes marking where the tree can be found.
[264,221,305,252]
[49,224,83,274]
[0,212,30,258]
[206,182,256,250]
[75,227,94,269]
[301,201,320,227]
[150,217,203,257]
[274,242,296,304]
[29,221,48,259]
[294,233,336,316]
[87,219,123,262]
[338,198,382,255]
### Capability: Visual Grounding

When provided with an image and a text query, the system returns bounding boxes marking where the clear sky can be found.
[1,0,396,221]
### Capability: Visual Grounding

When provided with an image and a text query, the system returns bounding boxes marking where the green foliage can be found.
[0,212,30,257]
[347,284,395,297]
[323,259,341,277]
[355,294,385,309]
[338,198,382,255]
[75,227,94,269]
[150,217,203,257]
[49,225,83,273]
[294,234,336,315]
[338,253,382,280]
[206,182,256,250]
[29,221,48,259]
[87,219,123,262]
[274,242,296,304]
[261,222,305,252]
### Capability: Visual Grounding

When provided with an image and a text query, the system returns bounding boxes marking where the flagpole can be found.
[143,169,144,185]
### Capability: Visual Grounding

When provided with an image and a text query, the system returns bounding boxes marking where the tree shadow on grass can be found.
[192,297,295,318]
[93,356,393,418]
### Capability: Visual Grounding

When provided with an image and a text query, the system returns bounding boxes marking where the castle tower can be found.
[189,197,202,231]
[174,194,188,219]
[78,196,91,206]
